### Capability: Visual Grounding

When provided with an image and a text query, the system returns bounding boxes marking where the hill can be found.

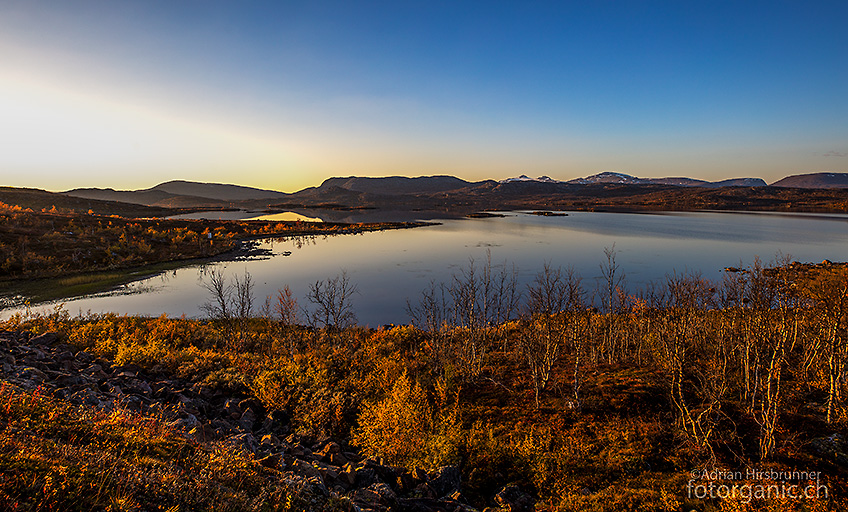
[771,172,848,188]
[64,180,290,208]
[61,187,230,208]
[0,186,179,217]
[320,175,482,195]
[149,180,289,201]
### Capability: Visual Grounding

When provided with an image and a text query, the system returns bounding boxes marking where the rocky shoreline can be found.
[0,329,533,512]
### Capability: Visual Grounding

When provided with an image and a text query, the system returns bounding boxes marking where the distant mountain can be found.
[499,175,562,184]
[320,175,481,195]
[568,172,649,185]
[149,180,288,201]
[771,173,848,189]
[56,171,848,217]
[567,172,766,188]
[711,178,768,187]
[63,187,191,204]
[0,186,177,217]
[64,180,290,208]
[648,177,711,186]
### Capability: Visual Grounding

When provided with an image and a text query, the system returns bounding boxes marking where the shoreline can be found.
[0,220,434,313]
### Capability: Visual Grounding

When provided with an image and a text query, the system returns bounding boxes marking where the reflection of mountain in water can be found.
[287,208,467,223]
[6,210,848,327]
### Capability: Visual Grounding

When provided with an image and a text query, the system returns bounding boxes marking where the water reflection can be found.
[167,210,323,222]
[249,212,323,222]
[5,210,848,326]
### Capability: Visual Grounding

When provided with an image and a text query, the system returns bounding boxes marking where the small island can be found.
[528,210,569,216]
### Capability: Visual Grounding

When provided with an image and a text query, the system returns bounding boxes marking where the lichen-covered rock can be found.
[809,433,848,468]
[428,465,461,498]
[494,484,535,512]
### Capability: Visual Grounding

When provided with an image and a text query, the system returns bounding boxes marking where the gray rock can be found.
[354,467,381,488]
[209,419,237,438]
[352,482,397,509]
[239,397,263,414]
[257,453,282,469]
[18,367,48,382]
[809,434,848,468]
[339,465,356,487]
[292,459,322,479]
[30,332,59,346]
[69,388,102,407]
[260,433,281,447]
[187,424,214,442]
[239,408,256,430]
[226,433,258,454]
[223,398,242,419]
[427,466,461,498]
[495,484,535,512]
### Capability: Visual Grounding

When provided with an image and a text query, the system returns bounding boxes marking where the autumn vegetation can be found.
[1,251,847,510]
[0,201,424,280]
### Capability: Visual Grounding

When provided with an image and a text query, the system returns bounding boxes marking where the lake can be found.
[6,210,848,326]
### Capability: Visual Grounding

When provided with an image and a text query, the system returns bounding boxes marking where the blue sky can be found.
[1,0,846,191]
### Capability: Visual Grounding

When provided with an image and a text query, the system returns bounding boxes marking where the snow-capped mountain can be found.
[566,172,766,188]
[499,175,562,184]
[567,172,646,185]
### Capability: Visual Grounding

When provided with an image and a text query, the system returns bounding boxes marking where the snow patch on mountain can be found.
[567,172,644,185]
[499,175,562,184]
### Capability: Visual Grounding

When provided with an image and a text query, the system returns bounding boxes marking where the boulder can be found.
[354,467,381,488]
[352,482,397,510]
[29,332,59,346]
[292,459,322,479]
[238,397,264,415]
[223,398,242,419]
[261,409,290,434]
[257,453,282,469]
[260,433,282,448]
[18,367,48,383]
[226,433,258,454]
[427,466,461,498]
[494,484,535,512]
[239,408,257,430]
[809,434,848,468]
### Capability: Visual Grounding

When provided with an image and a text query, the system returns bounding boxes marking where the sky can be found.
[1,1,846,192]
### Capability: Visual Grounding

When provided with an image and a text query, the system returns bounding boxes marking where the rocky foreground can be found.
[0,329,533,512]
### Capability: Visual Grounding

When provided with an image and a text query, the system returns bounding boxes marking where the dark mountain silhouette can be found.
[0,186,181,217]
[149,180,289,201]
[710,177,768,187]
[319,175,483,195]
[63,180,290,208]
[63,187,230,208]
[771,173,848,189]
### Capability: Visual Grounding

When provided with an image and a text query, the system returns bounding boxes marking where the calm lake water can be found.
[6,210,848,326]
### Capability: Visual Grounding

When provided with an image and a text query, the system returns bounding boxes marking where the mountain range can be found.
[49,171,848,217]
[62,172,845,207]
[502,172,768,187]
